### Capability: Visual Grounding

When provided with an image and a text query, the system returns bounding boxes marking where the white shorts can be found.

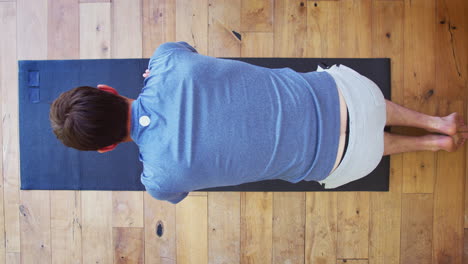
[317,64,387,189]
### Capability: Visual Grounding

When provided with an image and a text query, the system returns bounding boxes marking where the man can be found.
[50,42,468,204]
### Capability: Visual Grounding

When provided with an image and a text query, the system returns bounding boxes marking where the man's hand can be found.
[142,69,150,78]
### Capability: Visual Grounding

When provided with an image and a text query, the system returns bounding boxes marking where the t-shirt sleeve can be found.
[175,41,198,53]
[151,41,197,57]
[148,41,198,71]
[146,188,189,204]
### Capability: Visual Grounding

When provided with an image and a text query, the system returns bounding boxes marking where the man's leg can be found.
[383,100,468,156]
[383,132,462,156]
[384,99,465,135]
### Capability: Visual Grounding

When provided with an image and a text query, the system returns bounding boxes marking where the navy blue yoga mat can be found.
[19,58,391,192]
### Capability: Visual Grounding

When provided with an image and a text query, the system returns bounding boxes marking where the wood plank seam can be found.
[271,193,274,264]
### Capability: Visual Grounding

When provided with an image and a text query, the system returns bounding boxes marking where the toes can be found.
[459,116,465,124]
[454,134,466,150]
[459,125,468,132]
[461,132,468,139]
[457,138,466,149]
[459,117,464,125]
[459,119,466,128]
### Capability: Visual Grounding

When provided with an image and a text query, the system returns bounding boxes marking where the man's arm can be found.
[152,41,197,58]
[144,42,198,78]
[147,41,198,73]
[146,188,189,204]
[175,41,198,53]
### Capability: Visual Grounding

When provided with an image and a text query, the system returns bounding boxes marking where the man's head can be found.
[49,85,129,152]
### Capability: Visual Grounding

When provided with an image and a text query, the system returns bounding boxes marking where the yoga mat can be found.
[18,58,391,192]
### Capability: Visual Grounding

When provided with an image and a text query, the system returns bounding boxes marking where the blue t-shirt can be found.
[131,42,341,204]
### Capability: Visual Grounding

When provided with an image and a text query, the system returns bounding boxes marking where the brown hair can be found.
[49,86,128,151]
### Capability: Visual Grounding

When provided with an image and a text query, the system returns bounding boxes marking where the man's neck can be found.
[122,97,135,142]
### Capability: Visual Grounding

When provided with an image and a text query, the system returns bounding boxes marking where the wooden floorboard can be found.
[207,0,241,57]
[305,192,337,264]
[47,2,82,264]
[433,99,465,264]
[272,192,306,263]
[0,3,19,262]
[369,4,404,263]
[176,196,208,264]
[1,0,467,263]
[208,192,240,264]
[401,194,433,264]
[241,192,273,264]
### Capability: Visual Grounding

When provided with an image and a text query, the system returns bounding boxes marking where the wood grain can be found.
[464,229,468,264]
[371,0,404,103]
[401,194,433,264]
[337,260,369,264]
[240,0,273,32]
[112,191,144,228]
[208,192,240,264]
[113,227,144,264]
[241,32,273,57]
[241,192,273,264]
[466,102,468,229]
[79,2,111,59]
[80,0,110,2]
[112,0,142,58]
[305,192,337,264]
[47,0,79,60]
[6,253,19,264]
[207,0,241,57]
[400,99,437,194]
[175,0,209,55]
[433,99,465,264]
[305,0,340,58]
[337,192,369,259]
[369,154,403,264]
[17,0,47,60]
[176,196,208,264]
[50,192,82,264]
[0,2,20,255]
[0,80,4,264]
[274,0,307,57]
[435,0,467,99]
[142,0,176,58]
[272,192,305,264]
[81,191,113,264]
[144,192,177,264]
[17,1,51,263]
[19,191,51,263]
[403,0,436,99]
[339,0,372,58]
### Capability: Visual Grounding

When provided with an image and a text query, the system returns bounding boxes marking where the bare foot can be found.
[432,134,457,152]
[457,131,468,148]
[428,112,459,136]
[431,133,467,152]
[457,114,468,132]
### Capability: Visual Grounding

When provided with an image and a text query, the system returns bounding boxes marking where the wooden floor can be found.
[0,0,467,263]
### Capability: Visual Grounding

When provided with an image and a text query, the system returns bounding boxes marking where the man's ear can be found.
[97,84,119,95]
[97,143,118,153]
